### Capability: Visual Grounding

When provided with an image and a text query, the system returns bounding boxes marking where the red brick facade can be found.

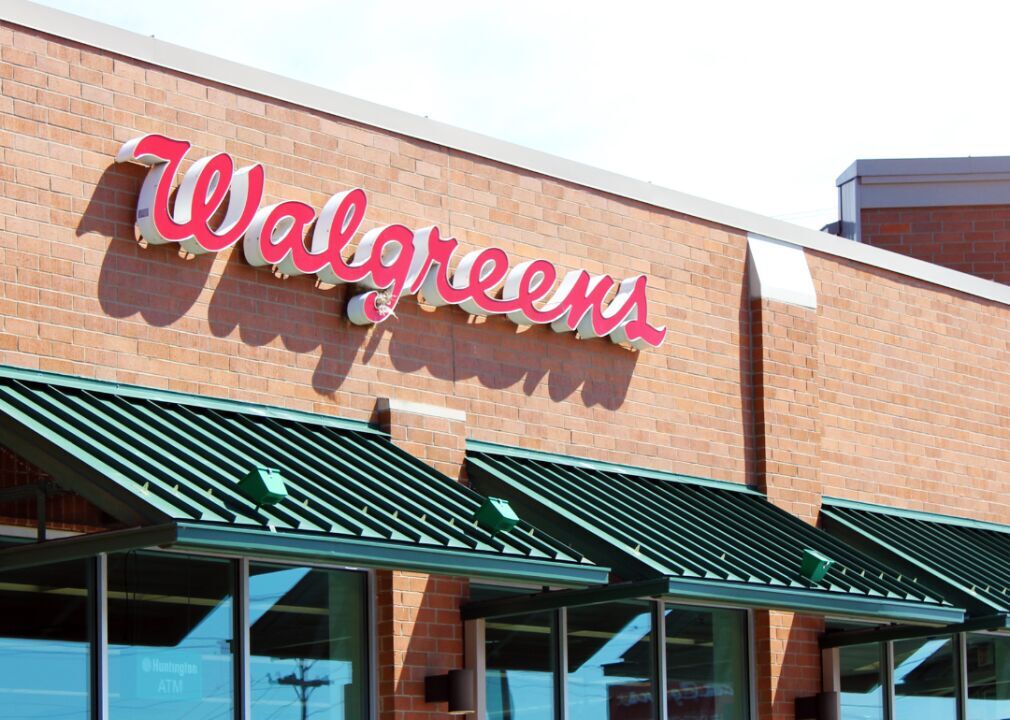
[3,17,1010,720]
[862,204,1010,284]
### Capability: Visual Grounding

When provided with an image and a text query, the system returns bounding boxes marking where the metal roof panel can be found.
[467,443,961,621]
[0,366,605,585]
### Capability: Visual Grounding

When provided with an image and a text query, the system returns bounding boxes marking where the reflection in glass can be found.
[486,610,555,719]
[893,636,956,720]
[0,558,88,719]
[967,633,1010,720]
[839,642,884,720]
[108,552,234,720]
[249,564,367,720]
[568,601,654,720]
[665,606,748,720]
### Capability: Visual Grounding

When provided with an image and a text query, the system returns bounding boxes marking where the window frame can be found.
[823,620,1010,720]
[473,593,755,720]
[67,549,376,720]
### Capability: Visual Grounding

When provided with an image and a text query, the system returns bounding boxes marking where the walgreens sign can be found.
[117,135,667,350]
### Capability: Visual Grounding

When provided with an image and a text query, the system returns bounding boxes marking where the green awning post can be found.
[801,549,834,583]
[474,497,519,535]
[238,467,287,507]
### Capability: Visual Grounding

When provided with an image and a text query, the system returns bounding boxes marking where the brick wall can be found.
[0,23,753,486]
[751,298,821,524]
[861,205,1010,284]
[755,611,824,720]
[809,250,1010,521]
[750,293,823,717]
[376,571,466,720]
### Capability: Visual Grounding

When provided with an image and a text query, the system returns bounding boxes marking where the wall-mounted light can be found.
[800,548,834,583]
[237,466,288,507]
[473,496,519,535]
[424,669,475,715]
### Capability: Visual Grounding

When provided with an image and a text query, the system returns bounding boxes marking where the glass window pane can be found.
[966,633,1010,720]
[486,610,555,720]
[249,564,367,720]
[108,552,234,720]
[665,605,748,720]
[0,558,89,719]
[567,601,654,720]
[893,636,957,720]
[839,642,884,720]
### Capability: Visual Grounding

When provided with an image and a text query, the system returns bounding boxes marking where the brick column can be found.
[747,236,825,719]
[373,398,469,720]
[750,298,822,524]
[375,398,467,480]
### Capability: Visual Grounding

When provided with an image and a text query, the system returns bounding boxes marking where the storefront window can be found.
[478,592,753,720]
[108,552,235,719]
[966,633,1010,719]
[249,564,367,720]
[0,558,89,719]
[486,610,556,719]
[892,635,957,719]
[665,605,748,720]
[567,601,654,720]
[839,642,884,720]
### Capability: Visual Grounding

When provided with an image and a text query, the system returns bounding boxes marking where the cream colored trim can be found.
[376,398,466,422]
[6,1,1010,308]
[822,646,841,692]
[464,618,487,720]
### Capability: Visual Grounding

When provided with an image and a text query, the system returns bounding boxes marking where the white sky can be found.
[30,0,1010,230]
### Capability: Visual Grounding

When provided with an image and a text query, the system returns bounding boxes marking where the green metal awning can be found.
[466,441,964,623]
[822,497,1010,619]
[0,366,606,586]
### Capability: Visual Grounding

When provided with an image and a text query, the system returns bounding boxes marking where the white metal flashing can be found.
[6,1,1010,309]
[837,156,1010,186]
[376,398,466,423]
[837,156,1010,213]
[747,234,818,309]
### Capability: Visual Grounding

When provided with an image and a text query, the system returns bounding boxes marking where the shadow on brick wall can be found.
[375,571,466,719]
[82,162,638,408]
[755,610,824,720]
[84,162,216,327]
[740,273,758,486]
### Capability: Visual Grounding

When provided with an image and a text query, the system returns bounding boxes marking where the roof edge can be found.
[466,438,757,494]
[8,2,1010,310]
[838,156,1010,186]
[663,576,965,624]
[0,363,379,433]
[174,522,610,587]
[822,496,1010,536]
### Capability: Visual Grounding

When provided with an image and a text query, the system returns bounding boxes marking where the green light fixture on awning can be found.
[800,548,834,583]
[474,497,520,535]
[238,467,287,507]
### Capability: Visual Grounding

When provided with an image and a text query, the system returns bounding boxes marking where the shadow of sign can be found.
[82,162,639,409]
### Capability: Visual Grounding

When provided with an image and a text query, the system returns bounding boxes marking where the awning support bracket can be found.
[820,612,1010,648]
[460,577,670,620]
[0,480,64,543]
